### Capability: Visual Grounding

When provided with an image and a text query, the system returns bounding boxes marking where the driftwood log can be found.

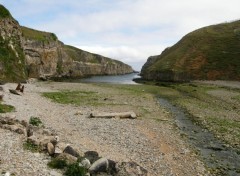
[9,89,21,95]
[89,112,137,119]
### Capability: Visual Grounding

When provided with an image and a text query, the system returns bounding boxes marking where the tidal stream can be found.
[158,98,240,175]
[59,73,240,175]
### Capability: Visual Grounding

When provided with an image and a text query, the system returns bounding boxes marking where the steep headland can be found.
[0,5,133,82]
[0,5,27,82]
[141,20,240,81]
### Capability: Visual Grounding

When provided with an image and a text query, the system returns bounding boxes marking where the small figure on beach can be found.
[20,85,24,93]
[15,83,24,93]
[16,83,21,90]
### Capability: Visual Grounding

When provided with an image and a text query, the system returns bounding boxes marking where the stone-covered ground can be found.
[0,81,208,176]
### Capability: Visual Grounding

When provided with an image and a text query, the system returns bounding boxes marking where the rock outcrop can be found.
[0,5,27,82]
[141,20,240,81]
[0,5,133,82]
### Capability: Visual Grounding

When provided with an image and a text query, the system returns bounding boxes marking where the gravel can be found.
[0,82,208,176]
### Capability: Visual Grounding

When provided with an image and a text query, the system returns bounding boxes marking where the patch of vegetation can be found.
[48,158,68,169]
[155,82,240,148]
[0,5,12,18]
[0,103,15,113]
[64,45,124,67]
[29,116,43,127]
[112,81,240,149]
[42,90,103,106]
[232,95,240,102]
[64,45,101,64]
[0,35,27,82]
[21,26,58,42]
[56,61,63,74]
[23,141,40,152]
[64,163,87,176]
[208,117,240,144]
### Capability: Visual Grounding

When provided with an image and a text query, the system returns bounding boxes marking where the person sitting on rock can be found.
[16,83,21,91]
[20,85,24,93]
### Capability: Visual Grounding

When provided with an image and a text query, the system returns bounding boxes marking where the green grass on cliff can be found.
[0,5,12,18]
[64,45,102,64]
[142,20,240,80]
[64,45,126,66]
[21,26,58,42]
[0,36,27,82]
[0,5,27,82]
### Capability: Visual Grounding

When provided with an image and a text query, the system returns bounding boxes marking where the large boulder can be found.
[84,151,100,163]
[63,145,80,158]
[89,158,109,174]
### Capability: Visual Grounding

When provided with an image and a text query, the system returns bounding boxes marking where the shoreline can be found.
[0,81,213,175]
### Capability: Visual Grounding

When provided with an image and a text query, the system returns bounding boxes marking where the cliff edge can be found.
[0,5,133,82]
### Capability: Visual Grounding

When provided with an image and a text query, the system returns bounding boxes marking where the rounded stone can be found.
[81,158,91,169]
[47,142,55,155]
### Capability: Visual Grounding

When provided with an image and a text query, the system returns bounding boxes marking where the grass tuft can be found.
[0,103,15,113]
[64,163,86,176]
[48,158,68,169]
[23,141,40,152]
[29,116,43,127]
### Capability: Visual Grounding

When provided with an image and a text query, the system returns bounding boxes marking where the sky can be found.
[0,0,240,71]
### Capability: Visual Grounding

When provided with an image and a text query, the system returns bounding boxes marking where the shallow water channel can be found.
[158,98,240,176]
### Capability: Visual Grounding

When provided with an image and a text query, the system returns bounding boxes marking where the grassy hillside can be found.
[141,20,240,81]
[0,5,12,19]
[64,45,124,65]
[21,26,58,42]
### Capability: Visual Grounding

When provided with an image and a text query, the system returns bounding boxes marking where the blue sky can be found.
[1,0,240,70]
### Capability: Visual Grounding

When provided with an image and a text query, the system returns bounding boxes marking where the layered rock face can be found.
[22,28,133,79]
[23,36,61,78]
[0,5,133,81]
[64,45,133,78]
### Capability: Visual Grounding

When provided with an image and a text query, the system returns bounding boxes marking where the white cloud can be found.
[1,0,240,70]
[77,44,167,71]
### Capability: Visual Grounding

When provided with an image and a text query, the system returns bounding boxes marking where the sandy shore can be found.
[0,81,208,176]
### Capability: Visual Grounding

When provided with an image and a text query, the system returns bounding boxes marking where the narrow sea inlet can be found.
[78,73,140,84]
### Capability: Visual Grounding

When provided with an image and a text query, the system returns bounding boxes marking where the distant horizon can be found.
[1,0,240,70]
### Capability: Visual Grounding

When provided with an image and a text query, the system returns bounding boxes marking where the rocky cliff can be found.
[0,5,133,82]
[63,45,133,77]
[0,5,27,82]
[22,28,133,79]
[141,20,240,81]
